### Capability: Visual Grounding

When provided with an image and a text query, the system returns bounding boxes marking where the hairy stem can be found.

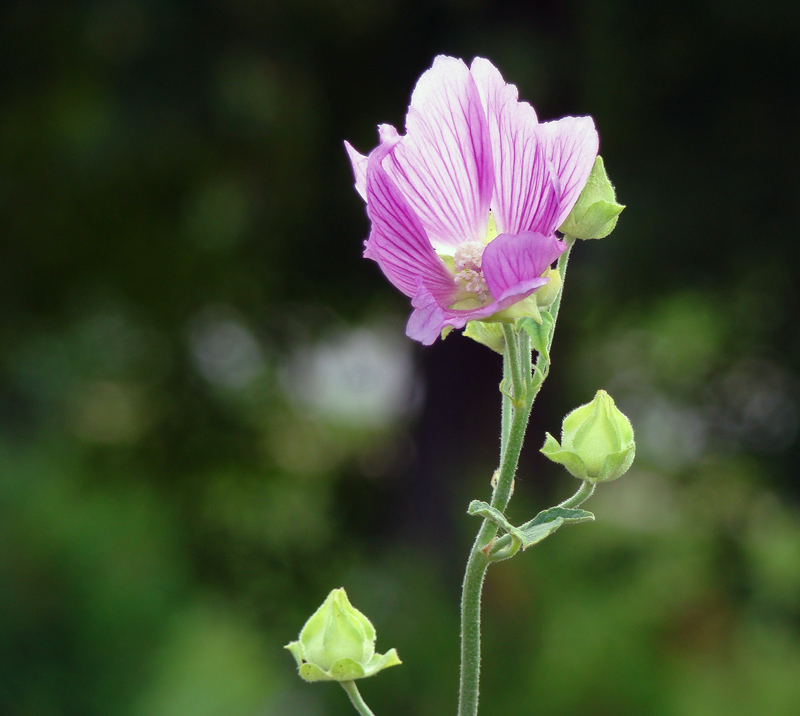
[458,236,577,716]
[341,681,376,716]
[458,334,534,716]
[558,480,596,508]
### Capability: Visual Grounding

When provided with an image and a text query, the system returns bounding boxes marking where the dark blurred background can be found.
[3,1,800,715]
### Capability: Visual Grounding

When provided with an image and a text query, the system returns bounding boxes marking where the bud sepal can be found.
[464,320,506,354]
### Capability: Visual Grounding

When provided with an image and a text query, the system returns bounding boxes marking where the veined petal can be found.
[407,286,451,345]
[407,285,476,345]
[470,57,551,237]
[344,141,368,201]
[365,141,456,302]
[382,56,493,249]
[345,125,401,202]
[539,116,599,232]
[482,232,565,303]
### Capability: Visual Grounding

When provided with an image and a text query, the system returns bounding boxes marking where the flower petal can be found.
[344,141,368,201]
[382,56,493,249]
[365,141,456,302]
[539,116,599,232]
[345,125,401,202]
[470,57,551,237]
[470,58,599,236]
[481,232,565,303]
[407,285,473,345]
[406,286,452,345]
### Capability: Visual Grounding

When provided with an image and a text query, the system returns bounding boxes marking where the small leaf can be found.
[559,156,625,240]
[597,444,636,483]
[518,517,565,547]
[515,507,594,549]
[467,500,518,535]
[468,501,594,553]
[522,506,595,529]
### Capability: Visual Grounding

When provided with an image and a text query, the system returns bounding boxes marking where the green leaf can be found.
[516,507,594,548]
[362,649,402,677]
[467,500,519,536]
[468,500,594,552]
[522,506,595,529]
[518,517,566,546]
[597,444,636,483]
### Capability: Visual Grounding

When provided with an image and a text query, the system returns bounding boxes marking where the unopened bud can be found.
[541,390,635,483]
[559,156,624,240]
[285,588,401,682]
[535,266,562,308]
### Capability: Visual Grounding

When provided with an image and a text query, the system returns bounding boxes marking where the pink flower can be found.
[346,56,598,345]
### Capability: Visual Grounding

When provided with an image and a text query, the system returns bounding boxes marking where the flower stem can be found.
[340,681,376,716]
[458,332,534,716]
[458,236,577,716]
[557,480,596,508]
[502,323,525,405]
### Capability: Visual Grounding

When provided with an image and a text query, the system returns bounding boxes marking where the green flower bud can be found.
[535,266,562,308]
[559,156,625,240]
[285,588,401,682]
[541,390,635,483]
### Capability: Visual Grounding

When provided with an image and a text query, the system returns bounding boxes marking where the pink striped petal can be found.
[482,232,565,303]
[470,58,550,236]
[364,141,456,302]
[345,125,402,202]
[470,58,599,236]
[406,287,451,345]
[344,141,368,201]
[539,116,599,232]
[382,56,493,249]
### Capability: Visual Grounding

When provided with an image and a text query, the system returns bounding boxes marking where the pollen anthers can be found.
[453,241,485,272]
[452,241,489,298]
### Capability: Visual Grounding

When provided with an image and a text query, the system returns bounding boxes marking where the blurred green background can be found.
[3,1,800,715]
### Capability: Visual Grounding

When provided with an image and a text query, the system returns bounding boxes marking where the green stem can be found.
[557,480,596,509]
[532,235,575,382]
[458,334,535,716]
[549,234,576,328]
[458,235,578,716]
[341,681,376,716]
[502,323,525,405]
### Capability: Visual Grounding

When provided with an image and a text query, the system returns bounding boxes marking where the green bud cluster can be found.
[541,389,635,483]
